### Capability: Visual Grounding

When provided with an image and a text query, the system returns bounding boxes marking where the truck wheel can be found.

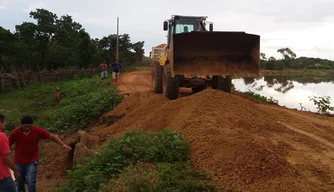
[151,62,163,93]
[218,76,232,93]
[163,64,179,100]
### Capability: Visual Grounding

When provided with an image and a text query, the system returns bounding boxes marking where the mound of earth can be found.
[36,131,101,192]
[36,132,75,192]
[91,88,334,192]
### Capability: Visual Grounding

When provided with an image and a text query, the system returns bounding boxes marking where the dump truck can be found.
[151,15,260,100]
[150,44,167,61]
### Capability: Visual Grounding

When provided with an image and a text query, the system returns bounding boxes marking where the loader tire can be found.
[151,62,163,94]
[212,76,232,93]
[212,76,219,89]
[192,86,206,94]
[218,76,232,93]
[163,64,179,100]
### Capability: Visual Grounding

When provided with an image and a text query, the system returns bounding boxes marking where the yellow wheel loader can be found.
[151,15,260,100]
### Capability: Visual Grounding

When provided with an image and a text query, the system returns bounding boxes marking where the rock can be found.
[72,131,101,166]
[73,142,95,166]
[77,131,100,149]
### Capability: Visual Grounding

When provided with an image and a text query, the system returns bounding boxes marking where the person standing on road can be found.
[98,60,108,79]
[8,115,72,192]
[111,59,122,84]
[0,114,19,192]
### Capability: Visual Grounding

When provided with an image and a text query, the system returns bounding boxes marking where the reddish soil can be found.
[36,133,76,192]
[117,70,153,94]
[38,70,334,192]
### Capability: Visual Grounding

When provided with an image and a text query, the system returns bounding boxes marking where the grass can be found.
[1,66,217,192]
[53,128,216,192]
[269,69,334,76]
[242,90,278,104]
[0,75,123,133]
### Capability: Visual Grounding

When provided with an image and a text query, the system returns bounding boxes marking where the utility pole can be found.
[116,17,119,60]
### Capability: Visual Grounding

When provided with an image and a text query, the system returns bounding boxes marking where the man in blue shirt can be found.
[110,60,122,84]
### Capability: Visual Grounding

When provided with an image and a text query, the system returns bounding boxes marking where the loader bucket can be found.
[172,31,260,78]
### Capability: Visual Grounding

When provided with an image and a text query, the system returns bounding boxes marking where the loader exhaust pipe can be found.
[172,31,260,78]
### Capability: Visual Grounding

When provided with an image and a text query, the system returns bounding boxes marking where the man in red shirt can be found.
[0,114,19,192]
[9,115,71,192]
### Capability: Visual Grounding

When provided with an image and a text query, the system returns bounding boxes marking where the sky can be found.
[1,0,334,60]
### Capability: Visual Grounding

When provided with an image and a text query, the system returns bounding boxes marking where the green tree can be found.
[29,8,58,70]
[0,27,14,69]
[260,52,267,60]
[277,48,297,60]
[0,8,145,72]
[132,41,145,62]
[15,22,40,70]
[96,33,145,66]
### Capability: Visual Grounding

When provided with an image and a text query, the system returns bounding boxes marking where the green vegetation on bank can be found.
[309,96,334,115]
[0,75,123,133]
[260,48,334,70]
[266,69,334,77]
[242,90,278,104]
[53,129,216,192]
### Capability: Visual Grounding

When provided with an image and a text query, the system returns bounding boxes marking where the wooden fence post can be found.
[18,73,24,87]
[57,72,61,81]
[27,72,30,84]
[11,77,17,89]
[0,76,3,93]
[38,72,42,82]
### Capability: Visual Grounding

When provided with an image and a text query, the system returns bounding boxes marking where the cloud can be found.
[0,0,9,10]
[226,0,334,23]
[1,0,334,59]
[23,0,44,13]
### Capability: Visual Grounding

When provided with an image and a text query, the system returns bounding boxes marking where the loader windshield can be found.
[175,25,194,34]
[173,17,205,34]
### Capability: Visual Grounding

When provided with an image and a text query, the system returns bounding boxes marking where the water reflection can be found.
[233,76,334,113]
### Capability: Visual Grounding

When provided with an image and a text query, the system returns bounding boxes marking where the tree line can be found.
[0,8,145,73]
[260,48,334,70]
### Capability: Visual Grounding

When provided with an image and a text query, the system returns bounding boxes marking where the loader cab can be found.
[163,15,213,33]
[163,15,213,55]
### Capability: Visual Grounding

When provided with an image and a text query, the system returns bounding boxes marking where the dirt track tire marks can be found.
[278,122,334,149]
[117,70,152,95]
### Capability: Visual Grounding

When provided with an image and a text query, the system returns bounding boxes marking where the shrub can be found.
[53,129,216,192]
[243,90,278,104]
[0,76,122,132]
[309,96,334,115]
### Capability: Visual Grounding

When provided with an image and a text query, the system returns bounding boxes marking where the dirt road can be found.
[117,70,153,94]
[117,69,192,96]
